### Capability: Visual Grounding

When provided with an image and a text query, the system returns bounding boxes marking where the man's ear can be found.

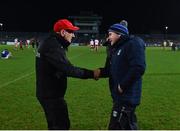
[59,30,65,36]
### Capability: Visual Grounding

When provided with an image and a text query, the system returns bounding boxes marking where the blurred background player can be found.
[14,38,19,50]
[1,49,12,59]
[19,40,23,50]
[26,39,30,48]
[94,38,99,51]
[89,39,94,51]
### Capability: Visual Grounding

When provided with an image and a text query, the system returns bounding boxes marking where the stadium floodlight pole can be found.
[0,23,3,32]
[164,26,168,42]
[0,23,3,44]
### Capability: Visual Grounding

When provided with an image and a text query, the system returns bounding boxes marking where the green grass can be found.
[0,45,180,129]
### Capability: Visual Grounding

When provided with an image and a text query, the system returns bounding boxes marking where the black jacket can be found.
[36,32,93,99]
[100,36,146,105]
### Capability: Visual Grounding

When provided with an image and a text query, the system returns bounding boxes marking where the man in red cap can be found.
[35,19,95,130]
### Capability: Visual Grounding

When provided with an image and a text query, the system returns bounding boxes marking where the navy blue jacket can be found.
[100,36,146,106]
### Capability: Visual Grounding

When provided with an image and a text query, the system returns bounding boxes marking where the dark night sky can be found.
[1,0,180,34]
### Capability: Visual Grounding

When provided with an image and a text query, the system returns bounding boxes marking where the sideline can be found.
[0,72,34,89]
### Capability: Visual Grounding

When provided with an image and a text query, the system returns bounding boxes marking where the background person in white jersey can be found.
[89,39,94,51]
[26,39,31,48]
[14,38,19,50]
[94,39,99,51]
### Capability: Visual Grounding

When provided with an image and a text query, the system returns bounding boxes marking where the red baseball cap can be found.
[53,19,79,32]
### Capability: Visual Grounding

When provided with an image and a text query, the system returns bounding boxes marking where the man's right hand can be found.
[93,69,101,80]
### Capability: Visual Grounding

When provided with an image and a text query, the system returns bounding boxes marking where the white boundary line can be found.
[0,52,85,89]
[0,72,34,89]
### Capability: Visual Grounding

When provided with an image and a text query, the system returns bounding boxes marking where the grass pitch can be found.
[0,45,180,129]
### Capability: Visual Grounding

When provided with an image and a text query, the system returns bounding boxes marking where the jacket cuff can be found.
[83,69,94,79]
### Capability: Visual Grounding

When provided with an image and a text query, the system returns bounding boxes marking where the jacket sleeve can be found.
[119,38,146,90]
[43,45,94,79]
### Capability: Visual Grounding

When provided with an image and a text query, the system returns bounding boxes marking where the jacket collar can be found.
[51,31,71,50]
[112,36,129,49]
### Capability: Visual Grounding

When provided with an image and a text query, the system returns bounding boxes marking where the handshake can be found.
[91,69,123,93]
[93,69,101,80]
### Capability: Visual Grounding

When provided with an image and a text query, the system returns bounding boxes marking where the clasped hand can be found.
[93,69,100,80]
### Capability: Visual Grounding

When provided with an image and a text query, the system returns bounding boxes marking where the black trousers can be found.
[108,103,138,130]
[38,98,70,130]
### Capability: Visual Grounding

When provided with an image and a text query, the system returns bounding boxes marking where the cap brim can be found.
[67,26,80,31]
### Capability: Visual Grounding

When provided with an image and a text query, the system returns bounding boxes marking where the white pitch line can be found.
[0,72,34,89]
[0,52,86,88]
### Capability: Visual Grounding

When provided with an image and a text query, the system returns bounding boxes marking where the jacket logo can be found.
[36,52,40,58]
[113,111,118,117]
[117,49,121,55]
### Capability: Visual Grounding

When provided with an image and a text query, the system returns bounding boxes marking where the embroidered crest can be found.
[117,49,121,55]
